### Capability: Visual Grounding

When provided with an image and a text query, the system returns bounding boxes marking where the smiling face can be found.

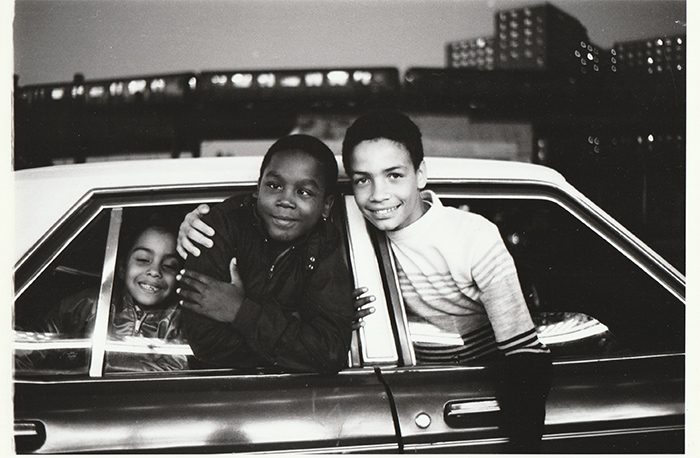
[349,138,427,232]
[121,228,181,308]
[256,149,334,243]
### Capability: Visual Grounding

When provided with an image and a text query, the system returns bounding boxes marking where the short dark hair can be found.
[342,110,423,174]
[260,134,338,195]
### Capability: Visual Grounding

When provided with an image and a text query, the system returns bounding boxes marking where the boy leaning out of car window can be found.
[175,134,372,374]
[340,110,553,453]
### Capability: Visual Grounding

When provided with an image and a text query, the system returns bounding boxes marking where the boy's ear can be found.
[322,193,335,219]
[253,180,261,199]
[416,160,428,190]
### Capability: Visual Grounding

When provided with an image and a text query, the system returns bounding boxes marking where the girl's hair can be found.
[259,134,339,195]
[117,212,182,265]
[342,110,424,173]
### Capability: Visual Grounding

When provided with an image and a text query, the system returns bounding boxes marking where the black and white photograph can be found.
[10,0,689,454]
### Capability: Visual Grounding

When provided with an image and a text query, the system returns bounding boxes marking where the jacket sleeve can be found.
[231,244,355,374]
[180,203,254,368]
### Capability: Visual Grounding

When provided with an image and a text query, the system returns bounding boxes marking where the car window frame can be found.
[15,183,253,378]
[16,181,380,378]
[347,178,685,368]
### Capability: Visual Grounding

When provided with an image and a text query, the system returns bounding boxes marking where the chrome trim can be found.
[243,442,400,454]
[89,208,122,377]
[401,424,683,453]
[14,422,39,437]
[14,366,381,385]
[543,425,685,441]
[344,196,398,364]
[383,231,416,365]
[403,434,507,452]
[368,351,683,374]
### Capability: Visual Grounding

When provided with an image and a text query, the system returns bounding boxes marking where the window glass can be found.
[16,193,355,376]
[398,195,684,364]
[14,211,110,375]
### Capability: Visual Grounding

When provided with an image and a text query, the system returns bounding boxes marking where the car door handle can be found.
[445,399,500,417]
[444,399,501,429]
[14,420,46,453]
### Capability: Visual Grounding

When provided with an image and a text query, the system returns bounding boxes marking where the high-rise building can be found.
[611,35,685,76]
[494,3,589,73]
[446,36,495,70]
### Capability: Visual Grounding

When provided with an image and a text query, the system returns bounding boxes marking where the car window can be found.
[14,210,110,375]
[14,204,199,376]
[15,193,360,376]
[377,191,684,366]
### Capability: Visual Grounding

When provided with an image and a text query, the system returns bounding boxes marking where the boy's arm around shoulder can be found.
[181,199,248,366]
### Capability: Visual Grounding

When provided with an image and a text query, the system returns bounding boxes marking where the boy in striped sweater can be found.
[177,111,552,452]
[342,110,552,453]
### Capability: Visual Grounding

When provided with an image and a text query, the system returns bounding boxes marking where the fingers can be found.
[352,287,368,298]
[176,244,189,260]
[177,205,215,258]
[186,225,214,249]
[178,269,212,285]
[355,306,375,320]
[351,306,375,331]
[353,286,376,308]
[187,206,215,238]
[178,233,201,258]
[354,295,375,308]
[195,203,211,218]
[176,288,201,306]
[229,257,243,285]
[352,286,376,330]
[176,270,211,295]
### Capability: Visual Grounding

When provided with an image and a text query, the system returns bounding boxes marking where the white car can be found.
[13,156,685,453]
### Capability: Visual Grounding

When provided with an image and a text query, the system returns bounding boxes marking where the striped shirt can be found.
[387,191,548,363]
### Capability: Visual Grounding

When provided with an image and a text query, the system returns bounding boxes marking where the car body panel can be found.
[15,370,397,453]
[377,354,684,454]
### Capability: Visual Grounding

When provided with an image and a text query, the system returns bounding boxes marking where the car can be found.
[13,155,685,454]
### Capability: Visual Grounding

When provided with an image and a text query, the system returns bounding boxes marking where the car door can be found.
[14,185,398,454]
[344,182,684,454]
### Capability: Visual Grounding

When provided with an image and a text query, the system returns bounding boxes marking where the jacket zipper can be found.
[268,245,295,279]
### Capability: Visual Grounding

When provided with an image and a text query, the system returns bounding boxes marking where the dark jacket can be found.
[182,193,354,374]
[24,286,188,372]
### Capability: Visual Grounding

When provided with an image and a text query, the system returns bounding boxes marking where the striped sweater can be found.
[387,190,548,363]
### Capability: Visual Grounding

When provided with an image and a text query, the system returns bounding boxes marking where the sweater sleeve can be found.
[470,221,547,356]
[231,244,355,374]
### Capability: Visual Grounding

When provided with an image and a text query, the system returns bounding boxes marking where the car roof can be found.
[14,156,568,263]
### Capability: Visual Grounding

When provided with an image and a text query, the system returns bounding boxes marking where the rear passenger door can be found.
[14,185,397,454]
